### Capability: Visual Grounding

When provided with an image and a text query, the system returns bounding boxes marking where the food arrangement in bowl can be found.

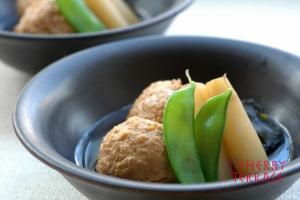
[15,0,140,34]
[76,70,293,184]
[0,0,193,71]
[13,37,300,200]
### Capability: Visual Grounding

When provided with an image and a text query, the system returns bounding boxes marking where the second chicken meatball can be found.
[128,79,182,123]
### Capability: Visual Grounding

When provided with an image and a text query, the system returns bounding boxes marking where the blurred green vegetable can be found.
[56,0,106,33]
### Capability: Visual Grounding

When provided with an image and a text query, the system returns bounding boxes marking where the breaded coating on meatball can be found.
[16,0,37,16]
[128,79,182,123]
[96,116,176,182]
[14,0,74,34]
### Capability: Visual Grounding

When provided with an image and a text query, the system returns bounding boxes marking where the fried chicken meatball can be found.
[128,79,182,123]
[96,116,176,182]
[16,0,38,15]
[14,0,74,34]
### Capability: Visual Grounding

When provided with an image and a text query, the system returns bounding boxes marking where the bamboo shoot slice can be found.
[112,0,140,24]
[85,0,129,29]
[194,83,209,115]
[205,75,268,175]
[218,144,233,180]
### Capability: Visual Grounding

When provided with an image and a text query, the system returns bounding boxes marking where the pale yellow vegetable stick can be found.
[112,0,140,24]
[85,0,129,29]
[194,82,233,180]
[194,83,209,115]
[206,75,268,175]
[218,145,233,180]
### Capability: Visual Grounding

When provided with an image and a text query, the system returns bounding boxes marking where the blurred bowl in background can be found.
[0,0,193,73]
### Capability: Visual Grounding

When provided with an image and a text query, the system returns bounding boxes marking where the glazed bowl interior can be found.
[0,0,193,72]
[14,36,300,200]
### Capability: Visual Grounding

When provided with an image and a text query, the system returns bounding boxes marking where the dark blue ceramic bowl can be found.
[14,36,300,200]
[0,0,193,72]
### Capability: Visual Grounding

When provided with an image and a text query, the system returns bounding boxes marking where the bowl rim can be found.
[13,36,300,193]
[0,0,194,41]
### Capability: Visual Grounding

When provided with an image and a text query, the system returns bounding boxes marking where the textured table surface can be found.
[0,1,300,199]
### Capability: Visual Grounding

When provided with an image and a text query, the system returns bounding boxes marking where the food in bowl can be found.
[97,116,177,182]
[89,71,293,183]
[128,79,182,123]
[14,0,140,34]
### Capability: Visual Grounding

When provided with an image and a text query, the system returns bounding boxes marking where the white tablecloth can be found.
[0,0,299,199]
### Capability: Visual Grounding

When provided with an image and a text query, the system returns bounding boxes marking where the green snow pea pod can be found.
[194,89,232,182]
[56,0,106,33]
[163,82,205,184]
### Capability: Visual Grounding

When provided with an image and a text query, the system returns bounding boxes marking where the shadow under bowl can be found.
[14,36,300,200]
[0,0,193,73]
